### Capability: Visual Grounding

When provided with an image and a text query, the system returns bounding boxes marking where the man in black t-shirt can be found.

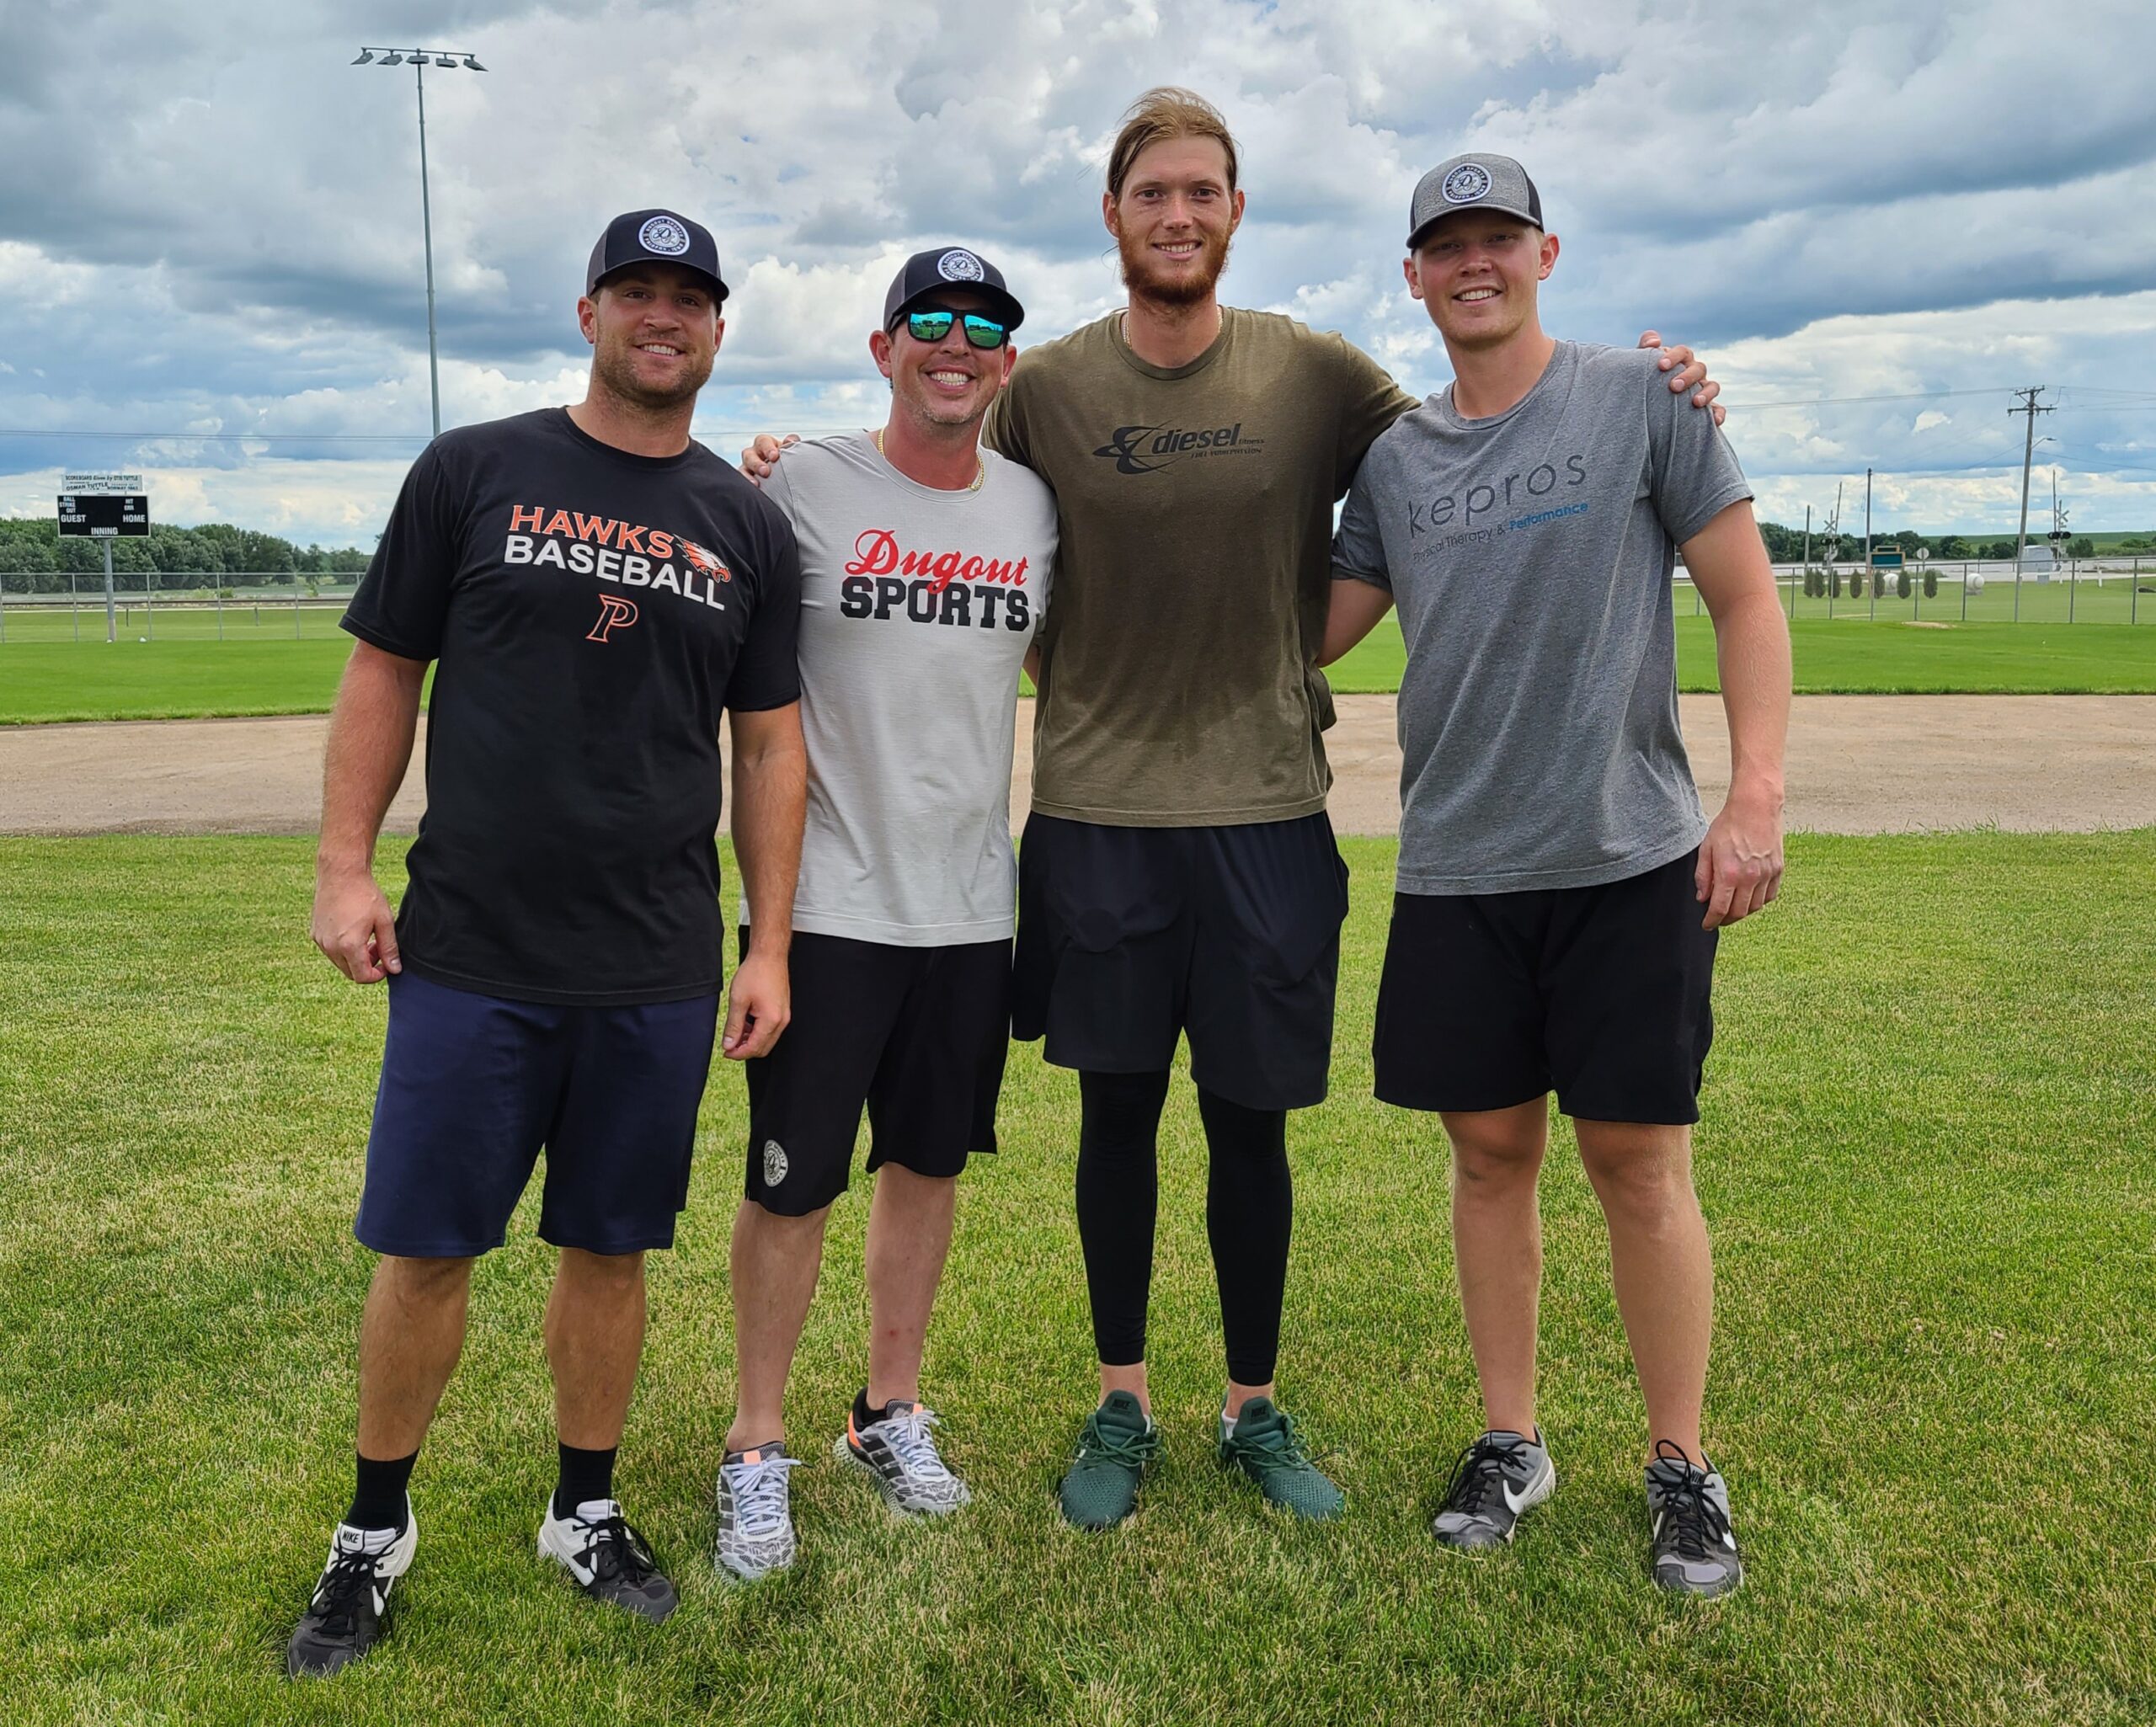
[285,210,806,1680]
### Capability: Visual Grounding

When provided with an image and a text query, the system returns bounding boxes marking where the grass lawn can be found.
[1325,616,2156,696]
[3,831,2153,1724]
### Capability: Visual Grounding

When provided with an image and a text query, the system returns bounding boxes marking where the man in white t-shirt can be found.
[712,248,1056,1581]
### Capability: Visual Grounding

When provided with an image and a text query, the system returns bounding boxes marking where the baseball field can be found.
[3,830,2152,1725]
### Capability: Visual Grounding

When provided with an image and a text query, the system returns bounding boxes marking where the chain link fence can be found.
[0,571,360,642]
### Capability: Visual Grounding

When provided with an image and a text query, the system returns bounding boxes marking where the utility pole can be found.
[2009,386,2052,574]
[1798,504,1811,618]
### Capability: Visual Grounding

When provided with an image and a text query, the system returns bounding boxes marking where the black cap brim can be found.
[590,259,729,302]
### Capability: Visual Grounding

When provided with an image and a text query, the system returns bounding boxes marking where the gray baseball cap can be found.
[1406,153,1544,250]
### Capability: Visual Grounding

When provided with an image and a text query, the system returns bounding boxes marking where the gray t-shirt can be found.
[1332,340,1753,894]
[752,430,1057,945]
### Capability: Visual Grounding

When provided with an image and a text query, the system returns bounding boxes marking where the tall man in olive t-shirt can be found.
[976,91,1724,1530]
[285,210,807,1677]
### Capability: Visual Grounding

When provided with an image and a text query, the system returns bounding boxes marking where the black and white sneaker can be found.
[286,1502,418,1678]
[713,1445,801,1582]
[1431,1429,1556,1551]
[1646,1441,1744,1598]
[537,1496,678,1622]
[835,1400,971,1516]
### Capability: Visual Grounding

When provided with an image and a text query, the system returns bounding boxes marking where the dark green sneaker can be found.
[1218,1398,1344,1521]
[1058,1391,1161,1530]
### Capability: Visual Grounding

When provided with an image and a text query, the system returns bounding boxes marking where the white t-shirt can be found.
[748,429,1056,946]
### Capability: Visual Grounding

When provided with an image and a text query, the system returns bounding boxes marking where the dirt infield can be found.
[3,695,2153,838]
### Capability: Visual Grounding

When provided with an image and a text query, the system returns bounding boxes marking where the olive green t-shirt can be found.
[984,308,1415,826]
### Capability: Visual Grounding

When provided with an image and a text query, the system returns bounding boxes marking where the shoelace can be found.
[1078,1413,1160,1468]
[1651,1442,1732,1559]
[875,1405,954,1480]
[570,1511,659,1586]
[1226,1409,1319,1470]
[308,1545,387,1636]
[1440,1433,1534,1518]
[723,1453,801,1540]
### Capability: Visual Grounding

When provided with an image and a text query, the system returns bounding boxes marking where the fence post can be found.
[2135,557,2141,626]
[294,583,302,638]
[216,585,224,641]
[1961,562,1970,621]
[71,568,79,641]
[2014,562,2021,622]
[0,573,8,644]
[2068,559,2077,623]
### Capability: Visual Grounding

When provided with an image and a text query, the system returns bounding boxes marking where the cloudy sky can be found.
[4,0,2153,546]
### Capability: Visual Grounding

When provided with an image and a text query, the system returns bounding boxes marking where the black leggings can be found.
[1074,1069,1293,1386]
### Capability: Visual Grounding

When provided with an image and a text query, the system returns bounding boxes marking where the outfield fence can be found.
[0,560,2152,643]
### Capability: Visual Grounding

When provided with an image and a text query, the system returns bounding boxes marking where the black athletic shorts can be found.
[742,929,1010,1218]
[1373,847,1716,1126]
[1013,811,1350,1112]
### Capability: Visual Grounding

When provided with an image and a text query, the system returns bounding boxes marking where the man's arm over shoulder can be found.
[1636,348,1753,546]
[1325,331,1420,497]
[1320,463,1397,666]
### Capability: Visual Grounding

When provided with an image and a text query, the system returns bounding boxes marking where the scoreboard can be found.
[57,493,151,538]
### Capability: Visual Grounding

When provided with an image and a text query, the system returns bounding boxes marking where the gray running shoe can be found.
[836,1400,971,1516]
[1646,1441,1744,1598]
[1058,1391,1161,1531]
[537,1497,677,1622]
[1218,1397,1345,1521]
[1432,1428,1556,1551]
[286,1503,417,1678]
[712,1445,801,1582]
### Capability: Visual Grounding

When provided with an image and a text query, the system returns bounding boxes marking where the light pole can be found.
[351,46,488,439]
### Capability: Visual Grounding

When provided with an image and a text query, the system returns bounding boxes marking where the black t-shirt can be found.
[343,407,802,1005]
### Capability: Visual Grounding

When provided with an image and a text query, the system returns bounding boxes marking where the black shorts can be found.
[1013,812,1349,1111]
[355,972,718,1257]
[1373,848,1716,1126]
[743,930,1010,1218]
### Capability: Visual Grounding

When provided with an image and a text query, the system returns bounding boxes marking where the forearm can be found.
[1712,594,1791,802]
[318,647,425,877]
[1318,576,1395,668]
[731,728,807,960]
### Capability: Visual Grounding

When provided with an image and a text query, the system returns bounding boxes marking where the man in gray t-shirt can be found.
[712,248,1056,1583]
[1325,153,1791,1599]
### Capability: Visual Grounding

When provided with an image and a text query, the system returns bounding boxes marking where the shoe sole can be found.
[832,1432,970,1517]
[1432,1457,1558,1553]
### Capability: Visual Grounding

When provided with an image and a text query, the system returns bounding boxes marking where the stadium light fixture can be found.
[350,47,488,440]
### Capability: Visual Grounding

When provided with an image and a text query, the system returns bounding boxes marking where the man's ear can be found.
[1538,231,1560,281]
[1102,190,1120,239]
[999,343,1019,385]
[712,315,725,355]
[577,293,599,345]
[869,328,894,381]
[1402,254,1423,301]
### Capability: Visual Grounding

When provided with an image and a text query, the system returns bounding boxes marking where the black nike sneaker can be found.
[286,1503,418,1678]
[1431,1428,1556,1551]
[537,1496,678,1621]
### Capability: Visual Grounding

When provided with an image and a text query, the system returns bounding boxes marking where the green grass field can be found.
[2,592,2151,723]
[3,832,2153,1724]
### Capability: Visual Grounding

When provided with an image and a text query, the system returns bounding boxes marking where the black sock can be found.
[347,1451,417,1533]
[553,1442,617,1519]
[853,1388,882,1432]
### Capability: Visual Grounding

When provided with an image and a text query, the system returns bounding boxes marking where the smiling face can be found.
[870,290,1018,434]
[1104,134,1244,309]
[1405,211,1560,352]
[579,264,722,411]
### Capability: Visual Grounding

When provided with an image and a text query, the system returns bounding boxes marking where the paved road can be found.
[4,696,2153,838]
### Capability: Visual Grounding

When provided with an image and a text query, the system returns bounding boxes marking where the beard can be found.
[591,334,713,412]
[1116,224,1231,307]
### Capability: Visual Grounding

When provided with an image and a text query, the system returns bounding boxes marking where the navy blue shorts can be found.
[354,971,720,1258]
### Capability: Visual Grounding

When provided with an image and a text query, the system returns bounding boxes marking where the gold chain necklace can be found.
[875,427,985,493]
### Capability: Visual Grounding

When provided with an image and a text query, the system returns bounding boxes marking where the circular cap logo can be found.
[638,215,691,256]
[1441,163,1492,205]
[937,248,986,282]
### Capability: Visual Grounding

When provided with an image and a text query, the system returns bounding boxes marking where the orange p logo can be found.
[587,594,639,642]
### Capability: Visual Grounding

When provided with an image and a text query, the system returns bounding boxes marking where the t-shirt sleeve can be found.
[980,368,1034,471]
[341,445,460,661]
[1331,335,1421,498]
[1331,464,1391,592]
[725,514,804,713]
[760,453,800,530]
[1646,365,1754,546]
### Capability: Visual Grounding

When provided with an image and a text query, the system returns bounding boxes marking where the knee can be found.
[1446,1123,1543,1191]
[558,1245,647,1292]
[1577,1135,1694,1223]
[375,1254,473,1313]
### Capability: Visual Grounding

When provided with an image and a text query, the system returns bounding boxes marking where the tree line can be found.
[1753,521,2098,563]
[0,516,371,591]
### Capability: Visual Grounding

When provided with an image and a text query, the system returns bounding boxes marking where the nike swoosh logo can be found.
[1502,1481,1532,1514]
